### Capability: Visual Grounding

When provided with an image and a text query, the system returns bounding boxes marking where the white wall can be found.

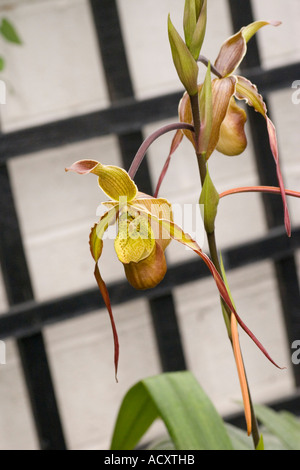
[0,0,299,450]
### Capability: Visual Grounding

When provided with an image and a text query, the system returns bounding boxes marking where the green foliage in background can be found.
[110,371,300,451]
[0,17,22,71]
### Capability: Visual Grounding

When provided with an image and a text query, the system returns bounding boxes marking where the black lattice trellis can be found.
[0,0,299,449]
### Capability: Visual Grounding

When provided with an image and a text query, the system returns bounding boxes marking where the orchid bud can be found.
[184,0,207,60]
[199,167,219,234]
[168,14,199,96]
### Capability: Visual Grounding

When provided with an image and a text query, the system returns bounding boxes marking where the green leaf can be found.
[0,18,22,44]
[110,371,233,450]
[0,56,5,71]
[256,433,264,450]
[254,404,300,450]
[199,166,219,234]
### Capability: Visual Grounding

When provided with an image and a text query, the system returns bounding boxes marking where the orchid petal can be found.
[179,77,236,159]
[231,313,252,436]
[90,208,120,381]
[178,91,196,147]
[235,76,291,236]
[241,20,281,44]
[154,129,184,198]
[206,77,236,159]
[214,30,246,77]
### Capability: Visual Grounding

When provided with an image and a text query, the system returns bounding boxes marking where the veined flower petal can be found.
[214,30,246,77]
[214,20,281,78]
[206,77,236,158]
[66,159,137,202]
[90,209,120,381]
[179,77,236,158]
[241,20,281,43]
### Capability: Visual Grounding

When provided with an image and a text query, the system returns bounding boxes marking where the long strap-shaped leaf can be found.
[110,371,233,450]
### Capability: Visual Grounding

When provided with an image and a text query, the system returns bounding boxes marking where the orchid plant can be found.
[66,1,300,450]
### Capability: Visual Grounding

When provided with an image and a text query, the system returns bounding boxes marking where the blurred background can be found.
[0,0,299,450]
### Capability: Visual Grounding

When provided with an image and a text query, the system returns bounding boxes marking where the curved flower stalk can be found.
[219,185,300,201]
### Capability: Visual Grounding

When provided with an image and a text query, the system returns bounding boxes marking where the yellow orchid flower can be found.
[66,159,276,381]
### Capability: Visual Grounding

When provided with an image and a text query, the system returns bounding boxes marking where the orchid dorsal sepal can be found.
[214,20,281,78]
[241,20,281,44]
[66,159,137,202]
